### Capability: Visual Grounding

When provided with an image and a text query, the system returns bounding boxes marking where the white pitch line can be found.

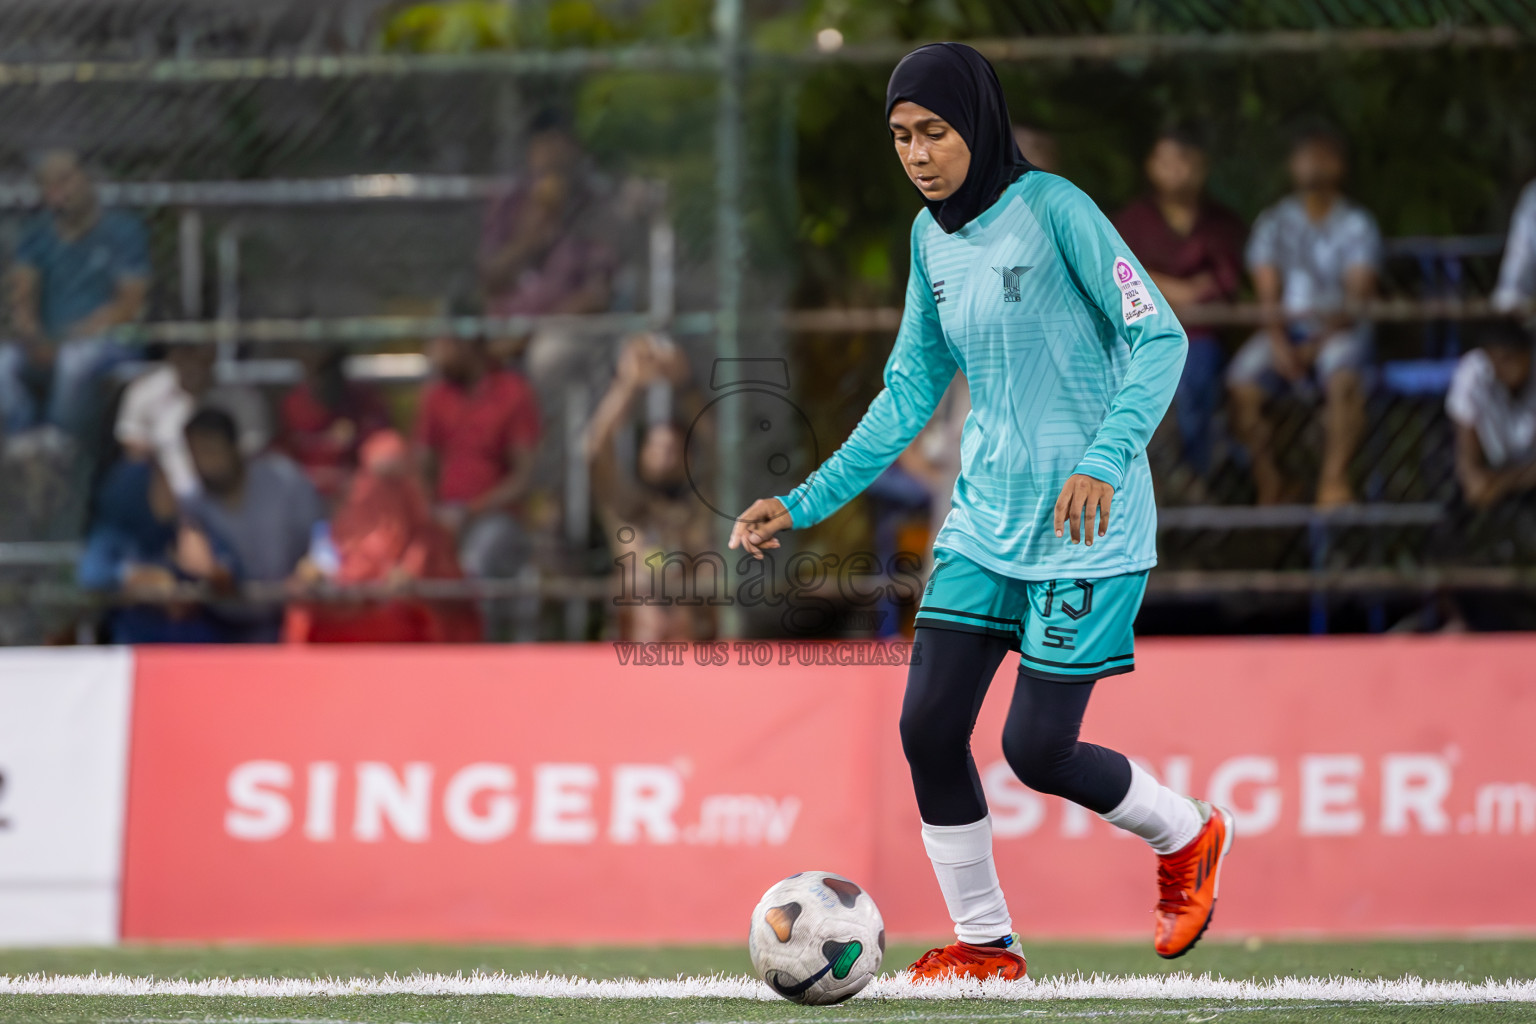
[80,1009,1457,1024]
[696,1006,1366,1022]
[1,972,1534,1004]
[78,1009,1484,1024]
[694,1005,1464,1024]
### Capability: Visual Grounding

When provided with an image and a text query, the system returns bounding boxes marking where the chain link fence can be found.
[0,0,1530,642]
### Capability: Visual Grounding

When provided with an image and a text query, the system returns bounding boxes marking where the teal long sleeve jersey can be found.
[776,172,1188,581]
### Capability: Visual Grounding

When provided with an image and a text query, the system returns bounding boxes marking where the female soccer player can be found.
[729,43,1233,979]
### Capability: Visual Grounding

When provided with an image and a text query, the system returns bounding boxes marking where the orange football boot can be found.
[1153,800,1234,959]
[908,940,1027,981]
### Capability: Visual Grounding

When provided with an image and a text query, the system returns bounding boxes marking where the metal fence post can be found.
[178,209,202,318]
[714,0,745,637]
[215,221,241,366]
[565,380,592,640]
[648,182,675,325]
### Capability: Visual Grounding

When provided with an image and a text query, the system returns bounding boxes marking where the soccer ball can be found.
[748,870,885,1004]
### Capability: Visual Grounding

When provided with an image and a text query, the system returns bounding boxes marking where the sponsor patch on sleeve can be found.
[1113,256,1157,325]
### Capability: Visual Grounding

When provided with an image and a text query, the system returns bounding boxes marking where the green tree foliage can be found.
[381,1,517,52]
[377,0,1536,301]
[381,0,714,52]
[798,46,1536,304]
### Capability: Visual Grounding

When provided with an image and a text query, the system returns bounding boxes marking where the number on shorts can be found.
[1042,579,1094,621]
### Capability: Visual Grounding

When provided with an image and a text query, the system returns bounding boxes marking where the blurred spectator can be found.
[277,346,391,498]
[0,150,148,440]
[1448,318,1536,508]
[182,408,324,642]
[586,334,713,642]
[1228,127,1380,506]
[115,345,271,498]
[1425,317,1536,631]
[1012,124,1059,173]
[1493,179,1536,314]
[286,430,480,643]
[77,459,241,643]
[1114,127,1246,485]
[479,109,616,379]
[415,329,540,582]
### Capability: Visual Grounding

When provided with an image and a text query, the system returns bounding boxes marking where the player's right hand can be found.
[728,497,792,560]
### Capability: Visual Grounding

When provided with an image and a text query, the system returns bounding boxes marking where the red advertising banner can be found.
[122,645,884,942]
[871,637,1536,939]
[122,639,1536,942]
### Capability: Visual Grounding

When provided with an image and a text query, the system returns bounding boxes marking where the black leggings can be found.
[901,626,1133,826]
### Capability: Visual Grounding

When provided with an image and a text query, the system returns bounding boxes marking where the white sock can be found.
[1099,761,1203,855]
[921,816,1013,945]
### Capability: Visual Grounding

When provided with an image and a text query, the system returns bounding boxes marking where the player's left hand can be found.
[1054,474,1114,546]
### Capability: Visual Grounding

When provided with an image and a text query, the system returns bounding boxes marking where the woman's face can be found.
[889,100,971,201]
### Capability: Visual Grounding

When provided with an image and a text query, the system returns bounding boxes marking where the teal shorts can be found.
[914,550,1148,682]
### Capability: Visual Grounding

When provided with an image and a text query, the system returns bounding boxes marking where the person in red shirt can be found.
[414,329,541,584]
[278,346,392,498]
[1113,127,1247,485]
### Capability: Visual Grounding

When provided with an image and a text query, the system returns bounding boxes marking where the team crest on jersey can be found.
[1113,257,1157,324]
[992,265,1032,302]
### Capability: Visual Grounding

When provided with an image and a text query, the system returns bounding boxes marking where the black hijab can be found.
[885,42,1034,234]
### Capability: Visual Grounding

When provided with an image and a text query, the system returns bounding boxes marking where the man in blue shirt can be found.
[77,459,243,644]
[729,44,1233,980]
[0,150,150,438]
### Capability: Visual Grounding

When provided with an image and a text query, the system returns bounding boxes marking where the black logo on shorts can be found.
[992,265,1032,302]
[1042,625,1078,650]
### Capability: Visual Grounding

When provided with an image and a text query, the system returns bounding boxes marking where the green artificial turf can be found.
[2,939,1533,1024]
